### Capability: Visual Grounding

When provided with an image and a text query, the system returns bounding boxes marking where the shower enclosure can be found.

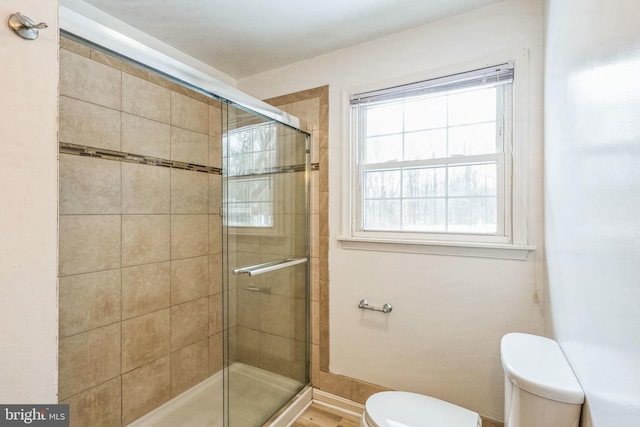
[222,103,310,426]
[57,29,309,427]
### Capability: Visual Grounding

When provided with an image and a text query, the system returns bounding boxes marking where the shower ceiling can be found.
[62,0,502,79]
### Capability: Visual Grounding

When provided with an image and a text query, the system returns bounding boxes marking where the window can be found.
[348,63,523,249]
[225,122,276,228]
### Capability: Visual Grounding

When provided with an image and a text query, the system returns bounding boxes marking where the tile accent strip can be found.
[60,142,222,175]
[232,164,306,177]
[60,142,319,175]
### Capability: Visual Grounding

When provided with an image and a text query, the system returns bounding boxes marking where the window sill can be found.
[337,236,535,260]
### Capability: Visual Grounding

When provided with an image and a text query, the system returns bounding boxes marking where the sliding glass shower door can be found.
[221,103,310,426]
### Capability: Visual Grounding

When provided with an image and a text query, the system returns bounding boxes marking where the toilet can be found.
[361,333,584,427]
[360,390,481,427]
[501,333,584,427]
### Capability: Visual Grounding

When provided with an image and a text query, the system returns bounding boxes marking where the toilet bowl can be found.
[360,391,481,427]
[361,333,584,427]
[501,333,584,427]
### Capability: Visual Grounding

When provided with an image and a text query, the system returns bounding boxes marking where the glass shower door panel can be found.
[223,103,309,427]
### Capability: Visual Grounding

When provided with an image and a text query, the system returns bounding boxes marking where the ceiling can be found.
[65,0,502,80]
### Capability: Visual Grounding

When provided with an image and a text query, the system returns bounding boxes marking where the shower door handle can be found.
[233,257,307,277]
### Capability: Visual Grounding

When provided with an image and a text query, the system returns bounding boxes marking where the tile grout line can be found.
[169,88,174,400]
[119,65,124,427]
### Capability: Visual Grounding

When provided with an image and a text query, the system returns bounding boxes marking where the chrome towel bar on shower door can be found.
[233,257,307,277]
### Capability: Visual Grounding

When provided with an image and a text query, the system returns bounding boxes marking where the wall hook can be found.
[8,12,48,40]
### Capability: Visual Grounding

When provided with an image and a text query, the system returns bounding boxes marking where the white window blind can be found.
[351,63,513,105]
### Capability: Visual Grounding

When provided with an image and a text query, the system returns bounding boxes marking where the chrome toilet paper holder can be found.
[358,298,393,314]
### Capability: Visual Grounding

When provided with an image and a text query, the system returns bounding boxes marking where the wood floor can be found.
[291,403,361,427]
[290,401,504,427]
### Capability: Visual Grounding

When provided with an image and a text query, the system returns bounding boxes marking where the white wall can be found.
[239,0,545,420]
[0,0,59,402]
[544,1,640,426]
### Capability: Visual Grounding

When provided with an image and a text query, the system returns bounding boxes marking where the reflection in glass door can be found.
[222,102,310,427]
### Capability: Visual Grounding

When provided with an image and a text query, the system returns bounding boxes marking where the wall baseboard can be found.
[312,388,364,416]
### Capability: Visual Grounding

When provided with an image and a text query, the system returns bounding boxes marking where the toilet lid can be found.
[501,333,584,404]
[364,391,480,427]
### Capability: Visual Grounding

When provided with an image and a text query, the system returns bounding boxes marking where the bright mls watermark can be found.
[0,405,68,426]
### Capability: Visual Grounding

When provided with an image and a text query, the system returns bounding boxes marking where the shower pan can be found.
[57,12,310,426]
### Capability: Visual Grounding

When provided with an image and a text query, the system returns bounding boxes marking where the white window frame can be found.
[339,51,534,260]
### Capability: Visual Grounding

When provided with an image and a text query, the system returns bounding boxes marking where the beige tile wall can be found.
[57,37,417,427]
[58,37,225,426]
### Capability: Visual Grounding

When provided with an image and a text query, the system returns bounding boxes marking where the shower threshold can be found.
[127,363,304,427]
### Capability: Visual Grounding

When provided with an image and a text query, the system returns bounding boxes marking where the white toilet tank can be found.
[501,333,584,427]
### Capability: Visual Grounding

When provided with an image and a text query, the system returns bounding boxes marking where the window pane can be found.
[448,123,497,156]
[448,88,496,126]
[363,200,401,230]
[402,199,446,232]
[448,163,497,197]
[253,126,275,151]
[404,129,447,160]
[404,96,447,131]
[228,203,249,226]
[252,151,274,172]
[448,197,497,233]
[228,154,251,175]
[250,202,273,227]
[365,134,403,164]
[227,133,240,156]
[364,170,401,198]
[402,167,446,198]
[250,178,271,202]
[366,103,403,136]
[230,131,252,156]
